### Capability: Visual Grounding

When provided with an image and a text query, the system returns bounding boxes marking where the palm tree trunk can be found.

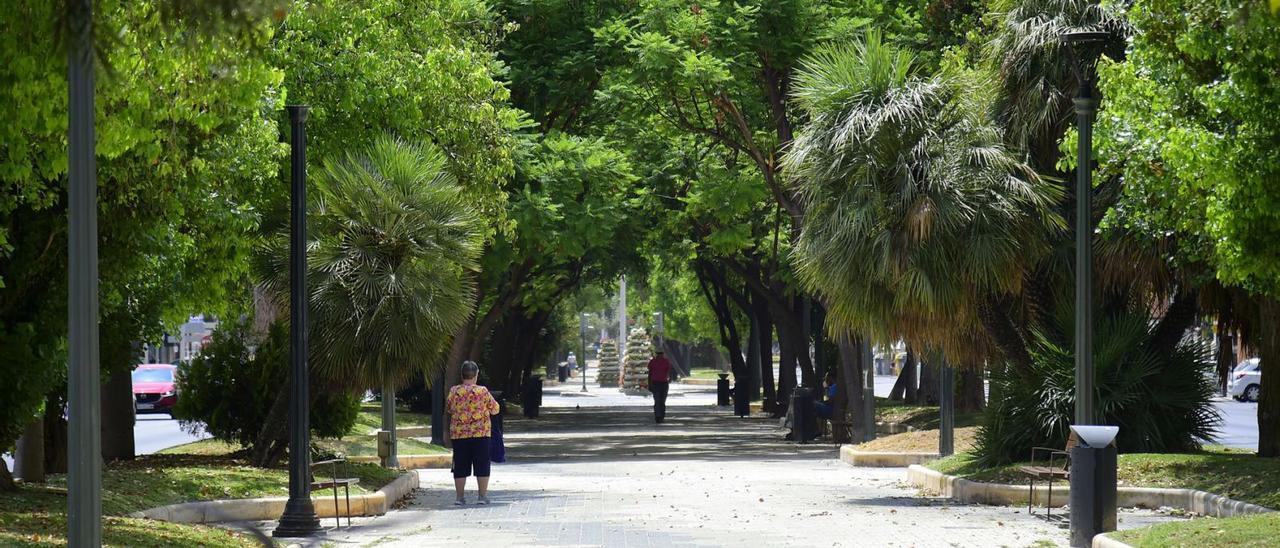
[916,356,939,405]
[381,378,398,468]
[16,417,45,483]
[838,336,867,442]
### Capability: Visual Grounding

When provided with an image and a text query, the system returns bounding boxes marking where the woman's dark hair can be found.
[461,361,480,379]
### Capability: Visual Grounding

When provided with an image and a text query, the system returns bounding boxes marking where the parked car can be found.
[132,363,178,415]
[1229,358,1262,403]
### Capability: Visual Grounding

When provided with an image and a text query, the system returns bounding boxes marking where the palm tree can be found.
[786,31,1060,368]
[261,136,483,467]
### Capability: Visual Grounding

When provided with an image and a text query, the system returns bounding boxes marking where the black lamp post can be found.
[580,313,589,393]
[1063,30,1111,427]
[274,105,321,538]
[66,0,101,544]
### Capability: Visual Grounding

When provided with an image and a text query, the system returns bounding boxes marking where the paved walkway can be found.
[269,374,1180,547]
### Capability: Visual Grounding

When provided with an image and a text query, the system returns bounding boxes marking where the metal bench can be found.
[311,458,360,528]
[1019,436,1076,519]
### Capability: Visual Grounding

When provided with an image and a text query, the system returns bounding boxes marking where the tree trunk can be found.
[1217,315,1234,397]
[777,334,796,417]
[16,417,45,483]
[251,385,290,467]
[889,364,909,401]
[0,460,13,491]
[838,336,868,442]
[904,346,918,402]
[100,369,136,461]
[380,378,398,468]
[916,356,939,405]
[43,397,68,474]
[755,295,777,413]
[1256,298,1280,457]
[957,367,985,413]
[746,311,761,401]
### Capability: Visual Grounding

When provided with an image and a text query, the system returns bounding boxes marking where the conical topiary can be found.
[622,328,653,393]
[597,339,621,387]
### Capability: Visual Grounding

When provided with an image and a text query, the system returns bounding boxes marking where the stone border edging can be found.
[348,454,451,469]
[840,445,939,467]
[680,378,721,386]
[128,470,419,524]
[1092,533,1133,548]
[906,465,1275,517]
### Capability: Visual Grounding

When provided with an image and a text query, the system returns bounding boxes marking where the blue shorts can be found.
[452,437,492,478]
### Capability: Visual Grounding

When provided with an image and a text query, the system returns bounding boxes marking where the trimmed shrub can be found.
[173,321,359,451]
[975,308,1220,465]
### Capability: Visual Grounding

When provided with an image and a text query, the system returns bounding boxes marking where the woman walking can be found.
[446,361,501,505]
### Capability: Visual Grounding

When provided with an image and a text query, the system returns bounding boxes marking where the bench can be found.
[312,458,360,528]
[1018,436,1077,519]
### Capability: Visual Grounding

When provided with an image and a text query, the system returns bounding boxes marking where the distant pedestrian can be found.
[447,361,500,505]
[647,350,674,423]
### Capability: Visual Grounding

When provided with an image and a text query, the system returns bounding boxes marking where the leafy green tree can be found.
[174,320,359,453]
[0,0,283,486]
[258,136,484,466]
[1096,0,1280,456]
[270,0,522,217]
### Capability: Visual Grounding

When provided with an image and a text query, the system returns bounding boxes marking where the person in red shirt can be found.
[647,351,674,423]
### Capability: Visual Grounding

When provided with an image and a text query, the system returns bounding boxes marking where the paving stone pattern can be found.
[269,377,1182,547]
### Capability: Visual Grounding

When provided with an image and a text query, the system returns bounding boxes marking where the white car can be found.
[1230,358,1262,402]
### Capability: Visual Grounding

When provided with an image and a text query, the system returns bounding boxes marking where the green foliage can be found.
[787,32,1057,358]
[975,307,1220,465]
[258,137,484,389]
[0,324,61,454]
[271,0,523,221]
[1097,0,1280,297]
[0,0,284,457]
[173,321,359,448]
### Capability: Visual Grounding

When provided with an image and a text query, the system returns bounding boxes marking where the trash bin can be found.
[790,387,817,444]
[523,375,542,418]
[732,381,750,417]
[716,373,731,406]
[1068,425,1120,547]
[557,362,569,383]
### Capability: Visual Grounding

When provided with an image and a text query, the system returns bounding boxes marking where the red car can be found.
[132,364,178,415]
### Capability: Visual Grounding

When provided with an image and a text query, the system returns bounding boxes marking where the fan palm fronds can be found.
[258,135,483,389]
[786,31,1061,363]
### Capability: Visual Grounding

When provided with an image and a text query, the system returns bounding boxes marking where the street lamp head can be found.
[1061,30,1118,91]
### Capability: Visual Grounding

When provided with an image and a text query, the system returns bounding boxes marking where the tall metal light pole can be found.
[618,276,627,350]
[274,105,321,538]
[1064,30,1110,427]
[67,0,101,543]
[580,314,589,393]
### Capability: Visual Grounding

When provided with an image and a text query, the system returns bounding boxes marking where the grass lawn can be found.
[874,397,981,430]
[162,404,448,458]
[0,489,261,547]
[927,446,1280,509]
[685,368,729,380]
[1110,512,1280,547]
[0,452,397,547]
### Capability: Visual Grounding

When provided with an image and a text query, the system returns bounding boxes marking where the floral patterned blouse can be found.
[446,383,500,439]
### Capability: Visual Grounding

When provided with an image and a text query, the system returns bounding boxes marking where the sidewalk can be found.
[261,371,1180,547]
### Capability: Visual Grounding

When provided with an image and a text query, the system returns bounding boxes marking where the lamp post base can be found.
[272,500,321,538]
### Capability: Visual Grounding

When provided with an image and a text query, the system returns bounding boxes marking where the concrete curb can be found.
[906,465,1274,517]
[680,378,722,386]
[128,470,420,524]
[876,421,915,435]
[348,454,451,469]
[840,445,939,467]
[1092,533,1133,548]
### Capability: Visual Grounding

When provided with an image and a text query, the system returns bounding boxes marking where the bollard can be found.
[790,387,817,444]
[1069,425,1119,547]
[716,373,731,406]
[376,430,392,467]
[732,381,750,417]
[523,375,542,418]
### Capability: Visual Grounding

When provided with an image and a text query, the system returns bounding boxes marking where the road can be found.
[3,413,207,478]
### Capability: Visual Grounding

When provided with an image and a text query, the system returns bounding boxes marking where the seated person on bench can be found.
[815,372,837,419]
